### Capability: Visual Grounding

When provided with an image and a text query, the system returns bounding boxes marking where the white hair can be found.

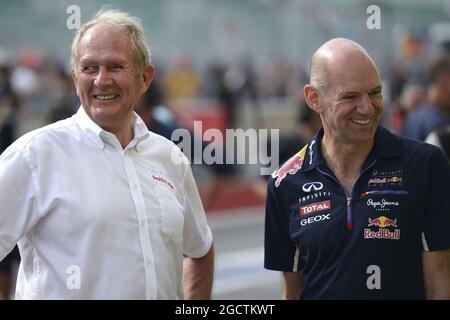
[71,7,151,74]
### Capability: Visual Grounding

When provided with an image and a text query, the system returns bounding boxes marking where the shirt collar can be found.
[369,126,402,159]
[74,106,149,150]
[301,126,402,173]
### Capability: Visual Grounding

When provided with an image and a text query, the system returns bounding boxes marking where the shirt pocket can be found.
[155,184,184,243]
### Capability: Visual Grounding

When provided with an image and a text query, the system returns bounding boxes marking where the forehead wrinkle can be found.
[79,22,132,55]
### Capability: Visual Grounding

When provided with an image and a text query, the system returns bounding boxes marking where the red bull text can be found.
[364,216,400,240]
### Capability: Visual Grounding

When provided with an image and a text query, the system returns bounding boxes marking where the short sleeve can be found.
[180,154,212,258]
[422,148,450,251]
[264,177,298,271]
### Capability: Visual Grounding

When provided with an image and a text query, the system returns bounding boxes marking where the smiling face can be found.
[305,42,383,147]
[319,54,383,145]
[72,22,153,132]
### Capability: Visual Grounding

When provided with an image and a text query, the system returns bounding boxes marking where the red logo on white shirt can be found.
[152,175,174,190]
[299,200,331,216]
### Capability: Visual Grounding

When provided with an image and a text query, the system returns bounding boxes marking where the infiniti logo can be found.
[302,182,323,192]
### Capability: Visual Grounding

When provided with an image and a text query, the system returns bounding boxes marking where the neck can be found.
[321,133,374,193]
[115,125,134,148]
[105,117,134,149]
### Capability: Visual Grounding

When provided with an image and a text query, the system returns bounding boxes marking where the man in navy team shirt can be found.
[264,38,450,299]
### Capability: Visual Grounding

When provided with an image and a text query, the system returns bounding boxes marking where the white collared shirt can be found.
[0,107,212,299]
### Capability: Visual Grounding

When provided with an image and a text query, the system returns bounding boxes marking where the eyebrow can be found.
[369,85,382,93]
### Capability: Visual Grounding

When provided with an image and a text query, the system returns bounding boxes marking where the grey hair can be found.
[309,58,329,94]
[71,7,151,74]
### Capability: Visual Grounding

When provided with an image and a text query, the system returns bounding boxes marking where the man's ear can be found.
[304,84,323,113]
[71,69,80,97]
[142,64,155,92]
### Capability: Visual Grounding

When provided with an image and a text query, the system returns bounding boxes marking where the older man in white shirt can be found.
[0,8,214,300]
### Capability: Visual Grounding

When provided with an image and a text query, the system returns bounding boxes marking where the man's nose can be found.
[357,94,374,114]
[94,67,113,87]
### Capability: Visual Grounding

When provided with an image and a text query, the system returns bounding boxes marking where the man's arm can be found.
[422,249,450,299]
[282,271,305,299]
[182,244,214,299]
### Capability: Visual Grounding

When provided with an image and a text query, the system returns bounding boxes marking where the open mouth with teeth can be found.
[94,94,119,100]
[350,118,371,125]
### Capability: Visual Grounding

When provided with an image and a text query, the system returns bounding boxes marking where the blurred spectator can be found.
[0,90,18,154]
[208,63,239,129]
[10,49,43,97]
[389,65,408,104]
[0,65,20,300]
[134,78,180,139]
[0,67,19,151]
[254,98,321,198]
[391,82,425,134]
[426,125,450,161]
[135,78,234,212]
[162,52,201,101]
[45,97,77,124]
[276,101,322,165]
[402,54,450,140]
[400,82,426,117]
[39,60,78,124]
[0,245,19,300]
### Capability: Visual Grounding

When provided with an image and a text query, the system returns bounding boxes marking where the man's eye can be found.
[343,95,357,100]
[111,64,123,70]
[369,90,382,96]
[82,66,96,73]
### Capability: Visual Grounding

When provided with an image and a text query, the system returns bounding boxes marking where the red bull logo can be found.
[272,146,306,187]
[364,215,400,240]
[368,176,403,186]
[367,216,397,228]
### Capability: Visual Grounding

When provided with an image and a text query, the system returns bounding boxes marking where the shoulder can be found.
[147,130,185,157]
[143,131,191,174]
[3,118,76,155]
[399,133,442,155]
[0,118,76,172]
[391,130,447,166]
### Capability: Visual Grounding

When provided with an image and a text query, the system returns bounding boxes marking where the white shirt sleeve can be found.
[0,141,41,260]
[179,154,213,258]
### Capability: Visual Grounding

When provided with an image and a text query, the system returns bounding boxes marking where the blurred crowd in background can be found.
[2,0,450,299]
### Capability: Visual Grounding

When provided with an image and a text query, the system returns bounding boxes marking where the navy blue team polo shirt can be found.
[264,126,450,299]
